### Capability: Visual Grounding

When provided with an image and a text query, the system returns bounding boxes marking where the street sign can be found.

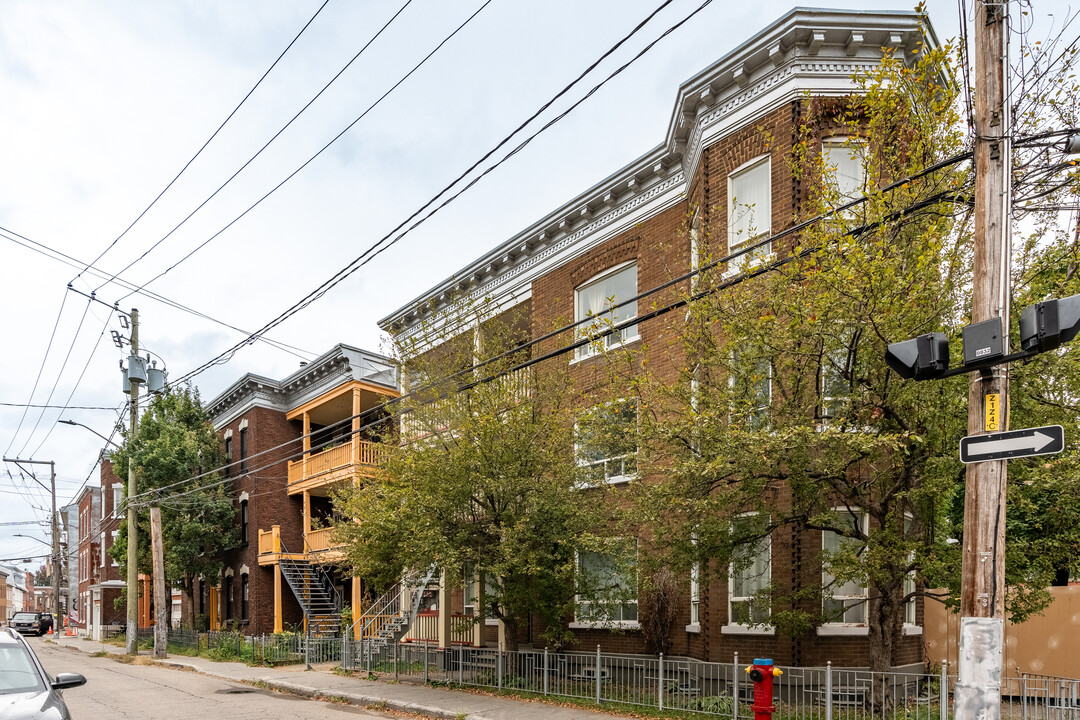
[960,425,1065,464]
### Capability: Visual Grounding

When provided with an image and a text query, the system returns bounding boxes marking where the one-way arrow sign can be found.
[960,425,1065,464]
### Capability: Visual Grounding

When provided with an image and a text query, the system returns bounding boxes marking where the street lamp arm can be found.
[57,419,122,449]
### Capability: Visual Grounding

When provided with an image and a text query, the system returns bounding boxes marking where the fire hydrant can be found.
[746,658,783,720]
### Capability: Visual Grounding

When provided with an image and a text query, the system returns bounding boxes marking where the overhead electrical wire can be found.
[129,150,978,508]
[76,0,334,285]
[118,0,488,300]
[3,292,69,457]
[13,298,93,457]
[166,0,715,388]
[101,0,414,290]
[0,224,315,360]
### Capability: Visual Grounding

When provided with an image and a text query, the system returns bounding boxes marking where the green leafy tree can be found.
[110,387,238,628]
[334,301,625,650]
[628,30,1080,682]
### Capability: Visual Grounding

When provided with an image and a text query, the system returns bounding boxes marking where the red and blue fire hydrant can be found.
[746,658,783,720]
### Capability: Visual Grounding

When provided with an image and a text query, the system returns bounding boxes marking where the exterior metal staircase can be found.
[278,539,341,637]
[348,566,437,663]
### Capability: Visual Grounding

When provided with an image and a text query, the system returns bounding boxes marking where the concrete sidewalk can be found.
[47,633,622,720]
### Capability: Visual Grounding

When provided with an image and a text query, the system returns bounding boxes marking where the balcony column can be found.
[272,525,283,633]
[302,411,311,479]
[437,570,452,649]
[351,388,361,465]
[302,491,311,553]
[351,577,363,641]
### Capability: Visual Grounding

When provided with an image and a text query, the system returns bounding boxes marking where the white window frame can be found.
[575,398,638,485]
[821,137,866,202]
[819,509,869,632]
[573,261,639,361]
[820,347,849,425]
[727,155,772,271]
[112,485,123,518]
[724,513,773,634]
[573,540,639,629]
[687,534,701,632]
[110,530,119,567]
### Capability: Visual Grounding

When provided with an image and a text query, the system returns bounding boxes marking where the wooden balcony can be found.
[401,367,532,442]
[287,439,383,495]
[256,526,309,566]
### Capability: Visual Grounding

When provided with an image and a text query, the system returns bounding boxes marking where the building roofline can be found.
[378,7,935,333]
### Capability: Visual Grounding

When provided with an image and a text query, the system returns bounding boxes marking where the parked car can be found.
[0,626,86,718]
[10,613,47,637]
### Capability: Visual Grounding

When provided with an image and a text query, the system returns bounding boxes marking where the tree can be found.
[334,300,625,650]
[625,34,1079,684]
[110,387,238,629]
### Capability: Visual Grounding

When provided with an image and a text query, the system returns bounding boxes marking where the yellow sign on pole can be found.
[985,393,1001,431]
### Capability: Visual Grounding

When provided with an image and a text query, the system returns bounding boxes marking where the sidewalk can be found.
[48,633,623,720]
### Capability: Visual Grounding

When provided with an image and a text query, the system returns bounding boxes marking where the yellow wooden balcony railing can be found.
[287,439,384,487]
[304,527,340,553]
[258,529,275,555]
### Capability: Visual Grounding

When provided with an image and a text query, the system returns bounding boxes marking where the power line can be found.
[101,0,414,290]
[0,403,116,410]
[168,0,714,388]
[0,224,315,360]
[3,293,69,457]
[14,298,93,457]
[119,0,491,300]
[130,156,977,508]
[77,0,333,285]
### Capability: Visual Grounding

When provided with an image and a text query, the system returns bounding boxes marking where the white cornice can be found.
[378,8,936,337]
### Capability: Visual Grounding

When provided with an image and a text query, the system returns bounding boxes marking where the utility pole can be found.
[125,308,142,655]
[150,506,167,658]
[3,459,61,620]
[956,2,1011,719]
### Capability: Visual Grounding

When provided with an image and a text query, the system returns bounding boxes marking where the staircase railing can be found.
[351,565,437,643]
[277,538,341,635]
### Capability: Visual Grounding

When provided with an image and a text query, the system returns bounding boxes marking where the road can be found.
[27,638,397,719]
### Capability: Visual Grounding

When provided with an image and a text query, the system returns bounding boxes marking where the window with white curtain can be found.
[728,157,772,264]
[822,139,865,200]
[576,541,638,624]
[729,514,771,625]
[575,263,638,359]
[822,511,869,624]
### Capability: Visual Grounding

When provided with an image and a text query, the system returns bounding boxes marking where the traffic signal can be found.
[885,332,950,380]
[1020,294,1080,352]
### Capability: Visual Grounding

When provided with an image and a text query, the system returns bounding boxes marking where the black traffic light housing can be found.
[885,332,950,380]
[1019,294,1080,352]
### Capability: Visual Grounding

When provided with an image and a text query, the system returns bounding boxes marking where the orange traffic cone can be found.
[47,625,53,635]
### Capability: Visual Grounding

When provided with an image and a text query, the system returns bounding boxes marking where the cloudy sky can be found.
[0,1,1071,572]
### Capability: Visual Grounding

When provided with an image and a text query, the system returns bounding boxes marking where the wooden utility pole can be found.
[125,308,141,655]
[956,2,1011,719]
[150,506,167,658]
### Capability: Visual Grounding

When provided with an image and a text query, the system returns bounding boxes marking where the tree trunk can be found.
[866,584,903,710]
[180,575,194,630]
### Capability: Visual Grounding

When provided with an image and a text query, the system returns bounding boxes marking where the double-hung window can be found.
[576,541,638,625]
[728,515,771,626]
[728,157,772,267]
[575,263,638,359]
[821,510,869,625]
[820,348,850,424]
[730,349,771,428]
[576,399,638,484]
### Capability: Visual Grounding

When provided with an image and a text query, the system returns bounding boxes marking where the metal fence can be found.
[340,641,1080,720]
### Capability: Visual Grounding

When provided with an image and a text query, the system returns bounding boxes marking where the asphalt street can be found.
[28,637,396,719]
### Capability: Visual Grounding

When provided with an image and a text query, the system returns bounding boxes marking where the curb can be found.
[51,638,485,720]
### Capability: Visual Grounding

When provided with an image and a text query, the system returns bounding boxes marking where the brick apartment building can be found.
[205,344,398,636]
[75,458,129,639]
[377,8,934,669]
